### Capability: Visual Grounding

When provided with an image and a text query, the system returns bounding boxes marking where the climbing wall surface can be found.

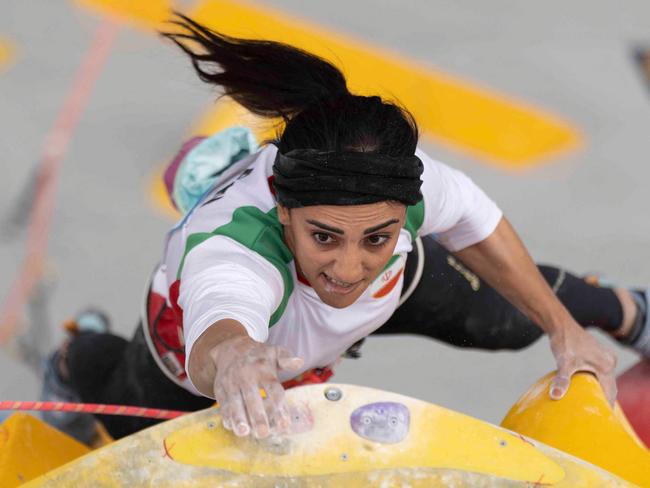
[24,384,632,487]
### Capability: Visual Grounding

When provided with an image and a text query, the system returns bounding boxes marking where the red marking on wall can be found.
[528,473,551,487]
[162,438,176,459]
[515,432,535,447]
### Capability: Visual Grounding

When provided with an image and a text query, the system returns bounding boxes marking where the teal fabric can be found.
[173,127,258,214]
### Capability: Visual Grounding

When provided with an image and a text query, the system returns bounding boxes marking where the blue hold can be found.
[350,401,410,444]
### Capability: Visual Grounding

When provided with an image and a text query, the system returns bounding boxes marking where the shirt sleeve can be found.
[416,148,503,251]
[178,236,284,391]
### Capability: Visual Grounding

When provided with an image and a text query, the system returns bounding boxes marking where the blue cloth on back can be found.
[173,127,258,214]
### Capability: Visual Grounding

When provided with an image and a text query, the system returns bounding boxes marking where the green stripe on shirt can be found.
[404,200,425,241]
[177,206,294,325]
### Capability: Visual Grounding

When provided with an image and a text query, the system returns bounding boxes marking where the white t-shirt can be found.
[154,144,502,395]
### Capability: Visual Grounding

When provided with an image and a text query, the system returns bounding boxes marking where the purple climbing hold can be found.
[350,402,410,444]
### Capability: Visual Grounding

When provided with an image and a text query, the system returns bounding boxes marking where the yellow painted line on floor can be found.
[78,0,582,168]
[88,0,580,213]
[188,0,581,168]
[74,0,172,29]
[0,38,16,71]
[148,165,180,219]
[192,98,279,141]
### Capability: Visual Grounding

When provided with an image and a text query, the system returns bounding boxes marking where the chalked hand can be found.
[210,335,303,439]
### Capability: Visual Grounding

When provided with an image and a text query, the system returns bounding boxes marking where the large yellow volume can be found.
[501,371,650,487]
[24,384,631,487]
[0,413,90,487]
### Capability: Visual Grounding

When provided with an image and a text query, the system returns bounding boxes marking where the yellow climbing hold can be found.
[501,371,650,487]
[165,384,565,482]
[0,413,90,487]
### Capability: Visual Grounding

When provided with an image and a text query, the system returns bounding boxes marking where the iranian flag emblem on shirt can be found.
[370,255,406,299]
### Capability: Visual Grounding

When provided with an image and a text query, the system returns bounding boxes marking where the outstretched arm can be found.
[453,217,617,403]
[189,319,303,439]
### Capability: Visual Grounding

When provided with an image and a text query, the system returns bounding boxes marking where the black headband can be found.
[272,149,424,208]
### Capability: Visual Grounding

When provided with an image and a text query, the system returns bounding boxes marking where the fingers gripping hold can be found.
[240,382,268,438]
[210,336,302,438]
[263,381,291,432]
[598,373,618,406]
[549,325,618,405]
[550,373,572,400]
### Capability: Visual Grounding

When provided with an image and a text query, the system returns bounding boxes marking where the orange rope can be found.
[0,400,187,420]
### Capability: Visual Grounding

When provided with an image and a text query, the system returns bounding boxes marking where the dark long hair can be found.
[161,13,418,157]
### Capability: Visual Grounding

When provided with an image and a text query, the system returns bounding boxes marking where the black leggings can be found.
[376,235,623,348]
[64,235,623,438]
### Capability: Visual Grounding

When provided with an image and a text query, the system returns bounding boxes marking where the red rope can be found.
[0,401,188,420]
